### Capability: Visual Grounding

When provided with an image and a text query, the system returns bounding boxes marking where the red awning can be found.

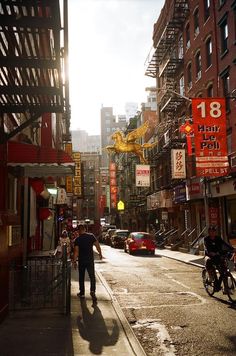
[7,141,74,164]
[7,141,75,177]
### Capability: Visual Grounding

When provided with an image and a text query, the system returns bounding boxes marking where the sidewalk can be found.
[0,261,146,356]
[156,248,205,268]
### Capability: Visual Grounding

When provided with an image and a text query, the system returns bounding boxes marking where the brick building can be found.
[143,0,236,250]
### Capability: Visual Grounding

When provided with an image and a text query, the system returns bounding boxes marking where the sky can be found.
[68,0,165,135]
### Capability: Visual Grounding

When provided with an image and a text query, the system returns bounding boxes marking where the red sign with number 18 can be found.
[192,98,229,177]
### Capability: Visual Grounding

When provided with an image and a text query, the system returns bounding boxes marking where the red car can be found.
[124,232,155,255]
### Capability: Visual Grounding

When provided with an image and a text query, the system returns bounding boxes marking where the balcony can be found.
[159,55,183,78]
[160,91,186,113]
[0,0,67,142]
[145,0,189,78]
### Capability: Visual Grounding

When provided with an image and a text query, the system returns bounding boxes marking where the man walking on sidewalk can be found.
[73,224,103,302]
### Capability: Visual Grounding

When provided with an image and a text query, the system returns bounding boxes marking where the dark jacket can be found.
[204,235,234,257]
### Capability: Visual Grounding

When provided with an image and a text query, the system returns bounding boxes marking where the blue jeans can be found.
[78,261,96,294]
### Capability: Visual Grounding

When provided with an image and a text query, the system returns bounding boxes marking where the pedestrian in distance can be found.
[55,229,71,258]
[72,224,103,302]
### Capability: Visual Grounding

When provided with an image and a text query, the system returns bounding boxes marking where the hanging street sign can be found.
[192,98,229,177]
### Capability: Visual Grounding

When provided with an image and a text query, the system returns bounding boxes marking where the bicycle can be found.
[202,252,236,303]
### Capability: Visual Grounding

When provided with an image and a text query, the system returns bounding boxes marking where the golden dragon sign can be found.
[105,121,156,164]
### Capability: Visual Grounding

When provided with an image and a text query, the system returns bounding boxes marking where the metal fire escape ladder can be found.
[145,0,189,78]
[0,0,68,144]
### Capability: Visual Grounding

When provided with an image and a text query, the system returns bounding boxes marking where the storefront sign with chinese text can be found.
[135,164,150,187]
[72,152,82,197]
[171,149,186,179]
[110,163,117,208]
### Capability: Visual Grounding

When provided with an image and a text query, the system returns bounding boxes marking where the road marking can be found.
[164,273,191,289]
[115,291,207,309]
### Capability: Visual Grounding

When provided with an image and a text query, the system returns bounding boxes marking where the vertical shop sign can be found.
[135,164,150,187]
[192,98,229,177]
[73,152,82,197]
[65,143,73,193]
[109,163,117,209]
[171,149,186,178]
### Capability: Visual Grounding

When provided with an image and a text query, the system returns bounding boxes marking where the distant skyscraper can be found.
[100,107,127,167]
[71,129,101,153]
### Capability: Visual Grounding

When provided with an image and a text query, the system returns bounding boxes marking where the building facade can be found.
[76,152,101,235]
[143,0,236,250]
[0,1,74,320]
[71,129,101,153]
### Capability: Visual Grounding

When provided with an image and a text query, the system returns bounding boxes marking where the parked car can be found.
[104,228,116,245]
[124,232,155,255]
[111,229,130,248]
[100,225,116,243]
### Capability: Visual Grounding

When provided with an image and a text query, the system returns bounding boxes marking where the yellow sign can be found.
[117,200,124,211]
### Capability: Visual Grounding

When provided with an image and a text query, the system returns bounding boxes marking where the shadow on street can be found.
[77,298,119,354]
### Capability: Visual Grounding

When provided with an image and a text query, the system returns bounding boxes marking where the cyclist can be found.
[204,225,235,291]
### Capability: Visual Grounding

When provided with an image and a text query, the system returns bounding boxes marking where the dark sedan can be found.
[111,229,130,248]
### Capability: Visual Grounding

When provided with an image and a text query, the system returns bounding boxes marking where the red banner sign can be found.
[109,163,117,208]
[192,98,229,177]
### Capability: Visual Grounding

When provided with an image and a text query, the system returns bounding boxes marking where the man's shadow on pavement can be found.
[77,298,119,354]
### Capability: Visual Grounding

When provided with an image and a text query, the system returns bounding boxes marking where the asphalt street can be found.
[97,245,236,356]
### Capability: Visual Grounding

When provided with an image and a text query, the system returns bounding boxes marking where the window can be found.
[194,8,200,36]
[178,35,183,59]
[179,75,185,96]
[7,175,17,213]
[221,69,230,111]
[206,37,212,68]
[204,0,210,21]
[187,62,192,89]
[195,51,202,80]
[186,23,190,49]
[207,83,213,97]
[219,15,228,54]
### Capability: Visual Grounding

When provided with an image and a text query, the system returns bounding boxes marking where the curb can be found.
[96,270,147,356]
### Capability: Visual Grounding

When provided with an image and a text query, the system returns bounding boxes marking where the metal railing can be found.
[9,245,71,314]
[190,226,207,249]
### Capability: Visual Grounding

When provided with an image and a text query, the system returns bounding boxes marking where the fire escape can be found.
[145,0,189,114]
[0,0,70,144]
[145,0,189,191]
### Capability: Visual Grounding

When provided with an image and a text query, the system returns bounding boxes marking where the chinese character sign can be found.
[72,152,82,197]
[109,162,117,208]
[192,98,229,177]
[171,149,186,179]
[136,164,150,187]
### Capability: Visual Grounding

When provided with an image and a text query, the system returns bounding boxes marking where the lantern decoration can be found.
[30,178,50,199]
[30,178,44,195]
[179,121,194,155]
